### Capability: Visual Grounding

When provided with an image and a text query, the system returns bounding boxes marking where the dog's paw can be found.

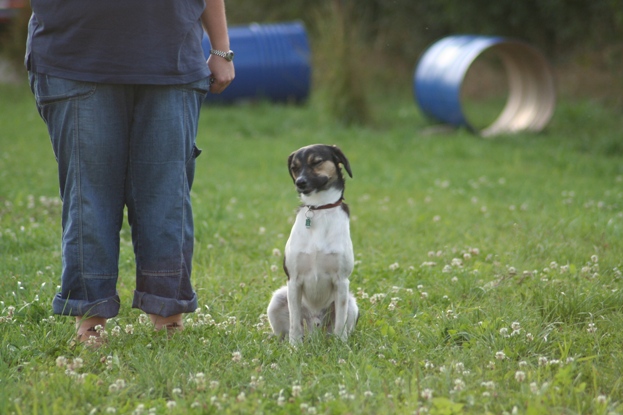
[288,333,303,346]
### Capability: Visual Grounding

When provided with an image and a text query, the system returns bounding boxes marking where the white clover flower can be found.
[172,388,182,395]
[499,327,509,337]
[389,262,400,271]
[272,248,281,257]
[526,332,534,341]
[442,265,452,273]
[132,404,145,415]
[421,388,434,400]
[591,255,599,263]
[166,400,176,409]
[453,379,465,391]
[495,351,506,360]
[270,265,279,272]
[538,356,548,366]
[232,351,242,362]
[511,322,520,331]
[236,392,246,402]
[72,358,84,370]
[515,371,526,382]
[364,391,373,397]
[106,408,117,414]
[292,384,302,397]
[530,382,539,394]
[587,323,597,333]
[481,381,495,390]
[209,380,220,389]
[138,314,149,325]
[125,324,134,334]
[596,395,607,404]
[276,390,286,406]
[111,326,121,336]
[56,356,68,368]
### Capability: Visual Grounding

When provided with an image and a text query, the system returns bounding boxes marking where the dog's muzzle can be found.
[295,174,329,194]
[295,177,310,193]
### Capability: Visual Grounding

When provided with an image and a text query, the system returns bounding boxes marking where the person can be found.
[26,0,235,342]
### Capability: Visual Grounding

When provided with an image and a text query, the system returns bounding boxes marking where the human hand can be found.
[207,55,235,94]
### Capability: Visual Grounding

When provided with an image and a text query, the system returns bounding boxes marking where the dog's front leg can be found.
[287,281,304,345]
[333,279,350,341]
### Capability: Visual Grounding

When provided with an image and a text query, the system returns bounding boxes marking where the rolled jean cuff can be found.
[132,290,198,317]
[52,293,121,318]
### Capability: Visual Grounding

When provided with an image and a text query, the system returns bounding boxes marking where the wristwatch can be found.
[210,49,235,62]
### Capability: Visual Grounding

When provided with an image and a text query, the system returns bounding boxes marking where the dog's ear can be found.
[287,151,297,182]
[330,145,352,178]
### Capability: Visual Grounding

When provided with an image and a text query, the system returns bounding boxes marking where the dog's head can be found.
[287,144,352,196]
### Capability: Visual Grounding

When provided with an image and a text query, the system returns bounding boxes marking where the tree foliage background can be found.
[2,0,621,123]
[226,0,622,63]
[224,0,623,121]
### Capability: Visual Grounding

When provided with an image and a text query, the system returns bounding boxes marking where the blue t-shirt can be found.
[26,0,211,85]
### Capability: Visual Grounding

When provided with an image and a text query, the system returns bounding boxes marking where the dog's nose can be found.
[295,177,307,190]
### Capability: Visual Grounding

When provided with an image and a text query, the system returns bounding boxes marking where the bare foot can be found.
[148,313,183,332]
[75,316,107,345]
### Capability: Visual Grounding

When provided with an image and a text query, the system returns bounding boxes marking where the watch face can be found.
[225,51,234,61]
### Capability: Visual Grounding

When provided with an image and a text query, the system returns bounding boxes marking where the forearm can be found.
[201,0,230,51]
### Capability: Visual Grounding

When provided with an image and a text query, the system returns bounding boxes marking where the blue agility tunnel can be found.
[414,35,556,136]
[202,21,311,104]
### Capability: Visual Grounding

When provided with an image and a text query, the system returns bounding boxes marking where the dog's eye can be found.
[312,159,324,167]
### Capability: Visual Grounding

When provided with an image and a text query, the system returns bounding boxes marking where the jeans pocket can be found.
[186,145,202,190]
[175,77,211,98]
[32,73,96,107]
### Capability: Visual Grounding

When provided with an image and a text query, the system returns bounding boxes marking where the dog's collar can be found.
[304,198,343,229]
[306,197,344,211]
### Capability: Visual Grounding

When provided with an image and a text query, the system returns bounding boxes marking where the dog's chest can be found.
[285,208,354,278]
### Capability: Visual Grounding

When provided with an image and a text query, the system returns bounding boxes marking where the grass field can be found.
[1,80,623,415]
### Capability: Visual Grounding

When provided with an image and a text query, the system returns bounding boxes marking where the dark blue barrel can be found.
[414,35,556,136]
[202,21,311,104]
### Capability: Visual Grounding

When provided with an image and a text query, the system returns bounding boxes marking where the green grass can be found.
[1,81,623,415]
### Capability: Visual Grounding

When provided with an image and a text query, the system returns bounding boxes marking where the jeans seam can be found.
[73,96,88,302]
[178,89,190,299]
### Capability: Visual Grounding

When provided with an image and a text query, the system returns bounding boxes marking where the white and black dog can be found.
[267,144,359,344]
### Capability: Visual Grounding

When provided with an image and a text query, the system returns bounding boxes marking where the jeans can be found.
[30,72,209,318]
